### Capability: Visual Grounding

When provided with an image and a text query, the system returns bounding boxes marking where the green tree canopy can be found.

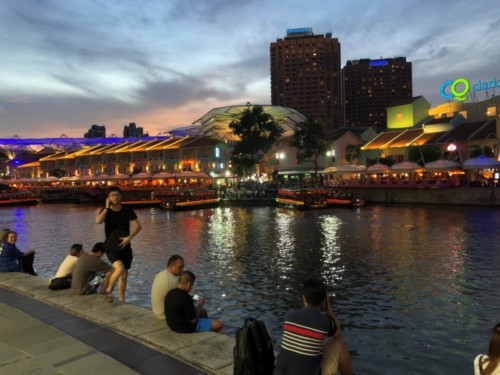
[229,105,284,176]
[289,116,328,176]
[345,144,362,164]
[408,145,441,165]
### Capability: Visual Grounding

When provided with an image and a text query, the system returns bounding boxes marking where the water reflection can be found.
[0,204,499,374]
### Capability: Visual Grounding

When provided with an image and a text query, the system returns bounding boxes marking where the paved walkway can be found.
[0,273,235,375]
[0,288,204,374]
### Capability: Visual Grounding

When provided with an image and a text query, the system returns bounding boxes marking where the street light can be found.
[326,149,336,163]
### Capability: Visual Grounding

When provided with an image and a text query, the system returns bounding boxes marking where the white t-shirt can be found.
[151,269,178,320]
[475,354,500,375]
[54,255,79,278]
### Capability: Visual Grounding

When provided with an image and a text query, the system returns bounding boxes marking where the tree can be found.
[468,144,493,158]
[50,167,66,178]
[408,145,441,166]
[289,116,328,176]
[229,105,284,176]
[345,144,361,164]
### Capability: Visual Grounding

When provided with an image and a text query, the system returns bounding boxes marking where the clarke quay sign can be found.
[440,77,499,102]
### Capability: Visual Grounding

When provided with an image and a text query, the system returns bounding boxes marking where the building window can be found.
[396,113,404,121]
[486,106,497,117]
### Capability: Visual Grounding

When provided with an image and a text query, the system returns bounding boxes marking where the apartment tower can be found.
[343,57,412,129]
[270,28,342,130]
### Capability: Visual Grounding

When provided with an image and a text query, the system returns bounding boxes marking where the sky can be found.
[0,0,499,138]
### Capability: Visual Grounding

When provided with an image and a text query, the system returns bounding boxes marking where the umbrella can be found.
[131,172,152,179]
[324,165,366,173]
[463,155,500,170]
[391,161,424,173]
[424,159,461,171]
[366,163,391,174]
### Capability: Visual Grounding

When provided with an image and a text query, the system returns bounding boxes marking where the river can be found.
[1,203,499,374]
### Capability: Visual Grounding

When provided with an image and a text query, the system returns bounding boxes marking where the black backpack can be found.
[234,317,275,375]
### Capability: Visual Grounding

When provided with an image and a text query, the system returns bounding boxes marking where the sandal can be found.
[104,293,113,303]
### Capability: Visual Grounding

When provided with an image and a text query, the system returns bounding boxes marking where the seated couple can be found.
[0,229,37,275]
[49,244,84,290]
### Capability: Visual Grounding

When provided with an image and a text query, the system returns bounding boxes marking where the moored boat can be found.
[277,188,364,209]
[0,191,39,207]
[153,190,220,210]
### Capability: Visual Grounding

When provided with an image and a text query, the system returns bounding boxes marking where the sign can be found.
[440,77,499,102]
[287,27,312,34]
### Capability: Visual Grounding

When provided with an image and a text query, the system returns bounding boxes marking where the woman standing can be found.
[0,229,37,275]
[475,323,500,375]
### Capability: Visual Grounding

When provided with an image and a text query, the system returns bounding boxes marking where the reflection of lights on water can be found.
[319,215,345,285]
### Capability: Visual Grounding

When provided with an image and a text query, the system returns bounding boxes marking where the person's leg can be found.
[210,319,223,332]
[118,269,128,302]
[21,253,37,275]
[105,260,124,301]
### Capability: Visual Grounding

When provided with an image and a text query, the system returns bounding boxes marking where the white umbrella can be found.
[391,161,424,173]
[366,163,391,174]
[424,159,461,171]
[324,165,366,173]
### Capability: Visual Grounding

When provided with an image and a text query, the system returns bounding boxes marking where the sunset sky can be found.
[0,0,499,138]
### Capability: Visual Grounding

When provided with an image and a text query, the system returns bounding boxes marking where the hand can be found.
[119,236,131,248]
[105,197,111,208]
[198,296,206,307]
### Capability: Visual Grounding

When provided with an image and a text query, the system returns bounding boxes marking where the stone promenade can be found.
[0,272,235,374]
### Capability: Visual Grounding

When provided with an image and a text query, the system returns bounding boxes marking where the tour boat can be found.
[0,192,39,207]
[153,190,220,210]
[276,188,364,209]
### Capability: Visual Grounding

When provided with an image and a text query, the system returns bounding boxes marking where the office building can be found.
[84,124,106,138]
[343,57,412,129]
[270,28,342,130]
[123,123,146,138]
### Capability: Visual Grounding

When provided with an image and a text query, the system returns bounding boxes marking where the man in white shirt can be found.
[151,255,184,320]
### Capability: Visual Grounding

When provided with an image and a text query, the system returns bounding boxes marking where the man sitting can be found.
[164,270,223,333]
[71,242,113,296]
[151,254,184,320]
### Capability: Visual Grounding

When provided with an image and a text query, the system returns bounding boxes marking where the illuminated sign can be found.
[287,27,312,34]
[369,60,388,67]
[440,77,499,102]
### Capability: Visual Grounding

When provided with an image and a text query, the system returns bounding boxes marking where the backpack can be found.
[234,317,275,375]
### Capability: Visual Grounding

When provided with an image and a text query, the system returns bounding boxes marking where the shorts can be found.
[106,247,133,269]
[195,318,212,332]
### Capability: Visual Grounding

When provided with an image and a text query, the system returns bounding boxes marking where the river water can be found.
[1,203,499,374]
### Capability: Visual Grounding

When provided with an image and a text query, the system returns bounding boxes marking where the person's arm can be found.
[326,295,341,339]
[190,297,206,323]
[95,197,111,224]
[119,218,142,248]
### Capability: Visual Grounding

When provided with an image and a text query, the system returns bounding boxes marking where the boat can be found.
[0,191,39,207]
[276,188,364,209]
[121,199,162,208]
[153,190,220,210]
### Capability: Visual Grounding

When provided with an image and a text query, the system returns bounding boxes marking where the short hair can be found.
[179,270,196,286]
[91,242,106,253]
[488,323,500,364]
[69,244,83,256]
[303,278,327,307]
[167,254,184,267]
[106,187,122,197]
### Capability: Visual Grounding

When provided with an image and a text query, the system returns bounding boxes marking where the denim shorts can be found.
[195,318,212,332]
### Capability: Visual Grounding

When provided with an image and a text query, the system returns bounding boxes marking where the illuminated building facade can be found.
[343,57,412,129]
[270,28,342,130]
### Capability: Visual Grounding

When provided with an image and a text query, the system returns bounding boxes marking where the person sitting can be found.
[0,229,37,275]
[474,322,500,375]
[274,277,350,375]
[151,254,184,320]
[164,270,223,333]
[71,242,113,296]
[49,244,84,290]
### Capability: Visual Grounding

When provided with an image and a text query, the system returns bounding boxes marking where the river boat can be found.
[121,199,162,208]
[153,190,220,210]
[276,188,364,209]
[0,191,39,207]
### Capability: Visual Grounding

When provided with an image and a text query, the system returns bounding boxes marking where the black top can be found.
[164,288,197,333]
[103,206,137,238]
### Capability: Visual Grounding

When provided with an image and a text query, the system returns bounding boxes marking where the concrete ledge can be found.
[0,273,234,374]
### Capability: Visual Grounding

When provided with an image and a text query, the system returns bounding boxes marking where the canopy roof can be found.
[192,105,307,141]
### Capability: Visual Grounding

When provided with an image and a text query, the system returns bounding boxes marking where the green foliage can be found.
[468,145,493,158]
[408,145,441,165]
[365,157,394,167]
[229,105,284,176]
[345,144,361,164]
[289,116,328,175]
[50,167,66,178]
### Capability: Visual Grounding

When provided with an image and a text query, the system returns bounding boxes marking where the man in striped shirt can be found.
[275,278,350,375]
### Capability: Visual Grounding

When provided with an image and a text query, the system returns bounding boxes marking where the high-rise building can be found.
[343,57,412,129]
[123,122,146,138]
[270,28,342,130]
[84,124,106,138]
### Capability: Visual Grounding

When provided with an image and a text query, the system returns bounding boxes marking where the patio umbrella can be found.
[391,161,424,173]
[131,172,152,179]
[324,165,366,173]
[463,155,500,170]
[366,163,391,174]
[424,159,461,171]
